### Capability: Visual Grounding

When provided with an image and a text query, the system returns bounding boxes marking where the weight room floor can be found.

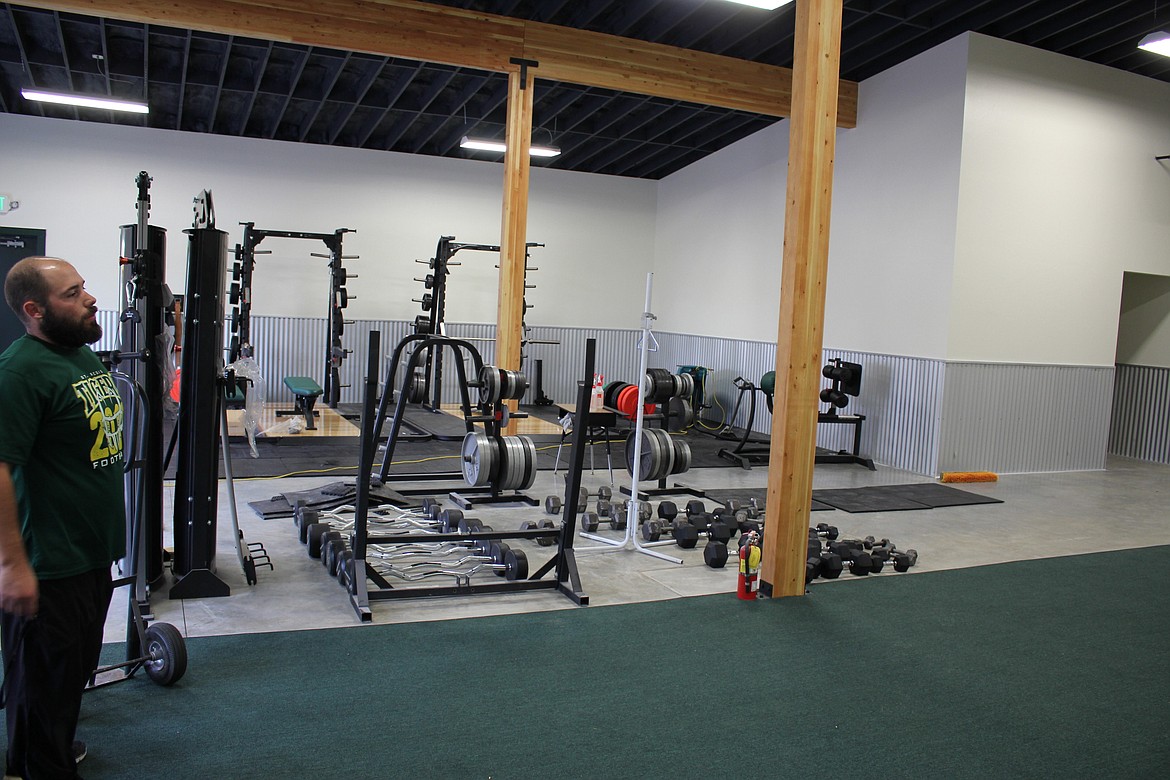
[106,452,1170,641]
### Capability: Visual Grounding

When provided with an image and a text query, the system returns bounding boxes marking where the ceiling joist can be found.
[20,0,859,127]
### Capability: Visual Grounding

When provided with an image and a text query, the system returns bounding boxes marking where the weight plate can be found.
[603,381,624,409]
[519,436,537,490]
[509,370,529,401]
[479,366,502,405]
[506,436,522,491]
[506,436,521,491]
[671,437,692,475]
[504,548,529,581]
[497,435,513,491]
[650,430,675,481]
[461,431,496,487]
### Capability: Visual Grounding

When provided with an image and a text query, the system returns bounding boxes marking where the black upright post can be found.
[171,225,230,599]
[118,222,167,587]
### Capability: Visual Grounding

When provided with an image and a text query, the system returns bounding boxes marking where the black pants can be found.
[2,568,113,780]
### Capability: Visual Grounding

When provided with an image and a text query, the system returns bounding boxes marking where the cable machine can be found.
[112,171,173,592]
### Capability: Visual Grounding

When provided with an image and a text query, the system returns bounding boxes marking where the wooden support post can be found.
[496,64,534,434]
[759,0,844,599]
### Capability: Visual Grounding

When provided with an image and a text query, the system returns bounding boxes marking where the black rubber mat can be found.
[812,483,1003,513]
[866,483,1003,508]
[811,488,934,513]
[247,480,412,519]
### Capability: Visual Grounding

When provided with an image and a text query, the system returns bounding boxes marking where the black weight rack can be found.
[373,333,539,509]
[617,408,705,502]
[229,223,356,408]
[343,331,591,622]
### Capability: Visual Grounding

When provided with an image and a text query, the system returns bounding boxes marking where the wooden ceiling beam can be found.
[23,0,858,127]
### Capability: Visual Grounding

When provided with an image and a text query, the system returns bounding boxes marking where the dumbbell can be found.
[639,517,685,542]
[545,486,614,515]
[822,540,881,576]
[688,513,733,544]
[657,501,678,521]
[685,500,706,517]
[870,545,918,572]
[806,554,824,584]
[580,512,602,533]
[520,519,557,546]
[703,540,729,568]
[457,517,492,535]
[862,535,891,550]
[813,523,840,541]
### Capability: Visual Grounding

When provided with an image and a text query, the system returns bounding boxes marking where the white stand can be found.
[577,273,682,565]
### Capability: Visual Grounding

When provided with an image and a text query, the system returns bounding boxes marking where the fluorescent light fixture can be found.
[1138,30,1170,57]
[460,136,561,157]
[21,88,149,114]
[722,0,794,9]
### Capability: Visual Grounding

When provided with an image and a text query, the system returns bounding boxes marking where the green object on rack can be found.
[760,371,775,396]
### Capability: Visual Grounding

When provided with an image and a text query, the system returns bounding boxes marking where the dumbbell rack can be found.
[372,333,539,508]
[345,331,588,622]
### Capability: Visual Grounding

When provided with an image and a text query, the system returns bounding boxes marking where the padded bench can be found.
[277,376,323,430]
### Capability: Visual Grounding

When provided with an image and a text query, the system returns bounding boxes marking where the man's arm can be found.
[0,461,37,616]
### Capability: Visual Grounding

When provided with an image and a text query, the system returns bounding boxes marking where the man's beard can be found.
[41,303,102,348]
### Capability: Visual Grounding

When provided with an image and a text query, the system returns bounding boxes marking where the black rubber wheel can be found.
[143,622,188,686]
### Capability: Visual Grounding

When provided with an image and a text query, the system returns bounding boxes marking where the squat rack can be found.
[409,235,545,413]
[229,223,356,408]
[343,331,590,622]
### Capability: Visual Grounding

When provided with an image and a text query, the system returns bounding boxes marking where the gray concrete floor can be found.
[103,452,1170,642]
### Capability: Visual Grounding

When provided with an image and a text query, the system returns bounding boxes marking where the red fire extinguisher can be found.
[738,530,762,600]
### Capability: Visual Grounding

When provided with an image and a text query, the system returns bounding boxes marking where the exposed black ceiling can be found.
[1,1,1167,180]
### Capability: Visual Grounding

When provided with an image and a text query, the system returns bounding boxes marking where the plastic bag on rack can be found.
[226,356,266,458]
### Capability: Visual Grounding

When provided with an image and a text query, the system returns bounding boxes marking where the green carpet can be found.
[12,546,1170,778]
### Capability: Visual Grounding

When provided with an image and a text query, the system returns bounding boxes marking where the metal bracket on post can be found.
[509,57,539,87]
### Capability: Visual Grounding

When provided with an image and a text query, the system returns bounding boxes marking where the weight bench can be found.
[277,376,323,431]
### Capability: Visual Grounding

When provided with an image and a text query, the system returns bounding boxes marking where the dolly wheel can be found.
[144,622,188,686]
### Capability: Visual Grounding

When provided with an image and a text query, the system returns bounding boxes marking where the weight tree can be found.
[229,223,357,407]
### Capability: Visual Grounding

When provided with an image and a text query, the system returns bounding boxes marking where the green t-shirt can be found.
[0,335,126,579]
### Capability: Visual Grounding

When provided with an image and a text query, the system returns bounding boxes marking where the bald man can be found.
[0,257,125,779]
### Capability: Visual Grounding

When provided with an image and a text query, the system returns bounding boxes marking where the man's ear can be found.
[21,300,44,322]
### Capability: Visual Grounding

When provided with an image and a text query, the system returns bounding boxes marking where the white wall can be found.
[651,119,788,338]
[1117,272,1170,367]
[0,113,656,327]
[653,34,969,359]
[949,34,1170,365]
